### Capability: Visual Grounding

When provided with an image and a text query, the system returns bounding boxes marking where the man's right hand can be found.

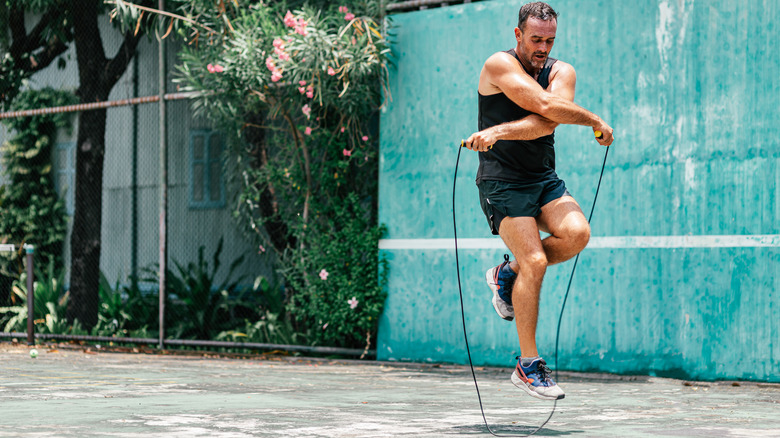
[464,128,497,152]
[594,119,614,146]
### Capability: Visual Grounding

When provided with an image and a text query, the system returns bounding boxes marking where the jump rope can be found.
[452,132,610,436]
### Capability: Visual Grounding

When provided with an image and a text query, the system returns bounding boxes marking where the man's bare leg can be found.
[536,195,591,265]
[498,214,565,400]
[496,196,590,357]
[503,195,590,274]
[498,216,546,358]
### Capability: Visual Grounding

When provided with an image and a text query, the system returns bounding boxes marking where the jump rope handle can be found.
[460,140,492,149]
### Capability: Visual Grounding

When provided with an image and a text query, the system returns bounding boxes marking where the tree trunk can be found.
[244,113,295,253]
[66,106,107,329]
[66,0,140,330]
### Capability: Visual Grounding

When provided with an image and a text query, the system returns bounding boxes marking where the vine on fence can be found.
[0,88,75,308]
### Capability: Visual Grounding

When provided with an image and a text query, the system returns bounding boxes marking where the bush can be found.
[144,238,259,340]
[92,273,158,337]
[285,193,387,349]
[217,278,303,348]
[0,261,69,334]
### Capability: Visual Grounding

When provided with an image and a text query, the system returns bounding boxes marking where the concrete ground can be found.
[0,343,778,437]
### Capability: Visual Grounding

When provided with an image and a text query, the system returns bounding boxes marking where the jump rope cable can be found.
[452,141,610,437]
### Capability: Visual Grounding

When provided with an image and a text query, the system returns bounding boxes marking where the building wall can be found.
[1,14,271,290]
[377,0,779,381]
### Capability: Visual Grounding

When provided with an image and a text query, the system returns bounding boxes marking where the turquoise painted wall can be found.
[377,0,779,382]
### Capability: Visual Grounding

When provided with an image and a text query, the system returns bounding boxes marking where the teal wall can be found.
[377,0,779,382]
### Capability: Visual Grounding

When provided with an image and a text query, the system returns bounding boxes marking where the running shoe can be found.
[485,254,516,321]
[511,357,565,400]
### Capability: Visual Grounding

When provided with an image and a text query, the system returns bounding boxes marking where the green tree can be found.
[0,1,71,110]
[1,0,155,329]
[113,0,391,349]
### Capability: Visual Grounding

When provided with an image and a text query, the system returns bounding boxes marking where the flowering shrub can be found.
[121,0,392,351]
[284,193,387,349]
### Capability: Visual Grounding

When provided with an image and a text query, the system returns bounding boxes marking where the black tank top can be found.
[476,50,558,183]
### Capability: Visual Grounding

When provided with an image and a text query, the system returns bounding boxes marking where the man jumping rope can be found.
[463,1,615,401]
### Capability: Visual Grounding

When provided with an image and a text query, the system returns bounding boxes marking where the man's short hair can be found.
[517,2,558,31]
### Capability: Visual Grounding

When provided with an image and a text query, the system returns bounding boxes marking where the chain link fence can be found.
[0,0,422,358]
[0,28,369,358]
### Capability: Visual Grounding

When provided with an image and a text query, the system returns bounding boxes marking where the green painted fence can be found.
[377,0,779,382]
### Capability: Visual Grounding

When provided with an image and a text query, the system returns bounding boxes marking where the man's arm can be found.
[489,53,610,133]
[467,52,613,151]
[465,61,577,151]
[465,114,556,151]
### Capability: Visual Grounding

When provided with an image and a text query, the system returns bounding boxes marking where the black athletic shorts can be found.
[477,177,570,235]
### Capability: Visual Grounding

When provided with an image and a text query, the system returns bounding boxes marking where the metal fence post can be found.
[24,244,34,346]
[158,0,168,351]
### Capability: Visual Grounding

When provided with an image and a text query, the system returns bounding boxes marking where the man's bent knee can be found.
[518,252,548,277]
[571,223,590,252]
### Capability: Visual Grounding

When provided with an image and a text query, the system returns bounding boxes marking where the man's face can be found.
[515,17,557,70]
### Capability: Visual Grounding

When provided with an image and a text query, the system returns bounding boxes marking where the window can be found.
[189,130,225,209]
[54,142,76,215]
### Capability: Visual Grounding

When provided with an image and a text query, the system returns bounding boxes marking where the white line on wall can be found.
[378,235,780,250]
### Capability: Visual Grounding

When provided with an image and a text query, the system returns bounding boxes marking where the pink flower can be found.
[298,80,307,86]
[274,45,290,61]
[302,104,311,118]
[304,126,312,135]
[362,135,369,141]
[295,18,308,36]
[342,149,351,157]
[327,67,336,76]
[258,245,265,254]
[340,127,345,133]
[348,297,358,309]
[298,86,306,94]
[265,57,275,71]
[319,269,329,280]
[283,11,296,27]
[322,323,329,330]
[344,12,355,21]
[338,6,349,13]
[306,85,314,98]
[273,38,285,49]
[271,70,283,82]
[207,64,224,73]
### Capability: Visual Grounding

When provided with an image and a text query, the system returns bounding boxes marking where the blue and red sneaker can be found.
[511,357,565,400]
[485,254,516,321]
